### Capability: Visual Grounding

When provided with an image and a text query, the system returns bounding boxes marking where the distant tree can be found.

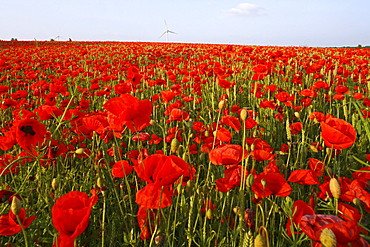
[69,38,72,41]
[358,44,362,48]
[10,38,18,41]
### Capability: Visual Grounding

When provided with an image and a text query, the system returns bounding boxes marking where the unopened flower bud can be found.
[185,180,193,194]
[75,148,84,154]
[170,138,180,153]
[97,177,104,189]
[320,228,336,247]
[51,178,59,190]
[240,109,248,121]
[294,112,300,118]
[11,196,22,215]
[204,130,210,137]
[353,198,361,207]
[218,100,226,110]
[246,174,254,188]
[254,233,266,247]
[329,177,341,199]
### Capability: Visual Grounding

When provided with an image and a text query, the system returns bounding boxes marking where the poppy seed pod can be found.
[329,177,341,199]
[320,228,336,247]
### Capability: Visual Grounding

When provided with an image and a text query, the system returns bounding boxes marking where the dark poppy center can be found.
[20,125,36,136]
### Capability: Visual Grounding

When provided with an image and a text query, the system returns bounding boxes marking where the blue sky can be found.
[1,0,369,47]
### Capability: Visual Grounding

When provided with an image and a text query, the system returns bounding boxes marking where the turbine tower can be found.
[159,20,177,42]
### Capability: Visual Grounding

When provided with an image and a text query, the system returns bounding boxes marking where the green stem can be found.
[15,214,29,247]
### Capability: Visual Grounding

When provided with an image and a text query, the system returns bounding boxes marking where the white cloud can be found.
[225,3,266,17]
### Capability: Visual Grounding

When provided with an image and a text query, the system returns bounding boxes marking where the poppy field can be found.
[1,40,370,246]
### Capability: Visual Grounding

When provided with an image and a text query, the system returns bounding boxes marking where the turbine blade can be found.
[168,31,177,34]
[164,20,168,29]
[159,31,167,38]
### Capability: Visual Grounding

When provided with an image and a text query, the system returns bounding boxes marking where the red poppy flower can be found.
[308,158,325,177]
[15,118,46,151]
[52,190,98,247]
[308,112,325,122]
[215,127,232,143]
[288,169,320,185]
[243,117,258,129]
[250,149,275,162]
[320,115,357,149]
[0,208,36,236]
[300,214,369,246]
[286,200,315,236]
[112,160,134,178]
[134,154,196,209]
[220,116,241,132]
[0,154,19,176]
[209,144,246,166]
[169,108,190,122]
[36,105,63,120]
[103,94,152,133]
[252,172,292,198]
[200,199,217,213]
[137,205,157,240]
[290,122,303,135]
[216,165,246,192]
[132,133,151,142]
[0,128,16,151]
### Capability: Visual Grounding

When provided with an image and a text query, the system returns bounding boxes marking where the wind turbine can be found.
[159,20,177,42]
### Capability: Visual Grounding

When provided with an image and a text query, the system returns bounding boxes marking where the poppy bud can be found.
[11,196,22,215]
[246,174,254,188]
[185,180,193,194]
[294,112,300,118]
[97,177,104,189]
[353,198,361,207]
[218,100,226,110]
[320,228,336,247]
[329,177,341,199]
[240,109,247,121]
[51,178,59,190]
[254,233,266,247]
[150,119,156,125]
[170,138,180,153]
[75,148,84,154]
[204,130,210,137]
